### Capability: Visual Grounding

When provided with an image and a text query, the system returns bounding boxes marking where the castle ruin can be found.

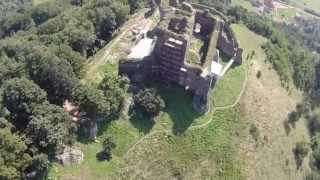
[119,0,243,114]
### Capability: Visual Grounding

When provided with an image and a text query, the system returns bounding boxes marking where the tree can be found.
[99,73,129,118]
[0,55,27,85]
[63,18,96,57]
[25,153,50,180]
[311,133,320,169]
[134,88,165,117]
[0,125,32,180]
[128,0,144,13]
[72,84,111,119]
[26,46,77,105]
[88,6,117,40]
[2,78,47,127]
[1,13,34,38]
[49,44,85,77]
[97,136,116,161]
[26,103,76,153]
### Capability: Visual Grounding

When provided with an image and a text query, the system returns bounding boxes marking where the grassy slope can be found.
[232,24,310,180]
[231,0,298,22]
[290,0,320,11]
[32,0,53,6]
[231,0,255,11]
[213,65,246,107]
[120,107,246,179]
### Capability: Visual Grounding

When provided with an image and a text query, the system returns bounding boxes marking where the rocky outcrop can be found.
[56,147,84,166]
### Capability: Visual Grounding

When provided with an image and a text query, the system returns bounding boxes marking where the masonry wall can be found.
[217,21,243,64]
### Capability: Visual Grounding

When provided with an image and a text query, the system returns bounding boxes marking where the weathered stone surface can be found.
[56,147,84,166]
[121,96,134,119]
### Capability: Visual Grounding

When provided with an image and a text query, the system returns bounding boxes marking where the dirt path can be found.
[82,10,148,83]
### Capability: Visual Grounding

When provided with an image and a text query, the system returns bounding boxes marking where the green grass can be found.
[290,0,320,11]
[213,65,246,107]
[49,68,246,179]
[231,24,267,61]
[231,0,255,12]
[81,62,118,86]
[32,0,53,6]
[274,8,297,21]
[121,107,246,179]
[48,85,207,179]
[187,50,200,65]
[213,23,267,107]
[48,121,144,179]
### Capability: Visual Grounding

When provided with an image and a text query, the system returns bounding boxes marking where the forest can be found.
[0,0,144,179]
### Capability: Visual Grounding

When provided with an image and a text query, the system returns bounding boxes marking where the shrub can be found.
[294,141,309,168]
[97,136,116,161]
[311,133,320,169]
[134,88,165,118]
[249,123,260,142]
[288,111,300,127]
[256,70,262,79]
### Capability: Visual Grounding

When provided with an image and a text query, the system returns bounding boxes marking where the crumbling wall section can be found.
[217,22,243,64]
[194,11,215,36]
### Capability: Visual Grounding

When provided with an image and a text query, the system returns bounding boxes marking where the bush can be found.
[288,111,301,127]
[305,171,320,180]
[311,133,320,169]
[256,70,261,79]
[97,136,116,161]
[249,123,260,142]
[294,141,309,168]
[307,113,320,135]
[134,88,165,118]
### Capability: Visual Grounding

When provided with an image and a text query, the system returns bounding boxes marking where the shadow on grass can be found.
[76,116,117,144]
[127,82,202,136]
[156,84,201,135]
[129,108,155,134]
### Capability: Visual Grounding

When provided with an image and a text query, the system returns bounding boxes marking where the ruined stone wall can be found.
[194,11,215,36]
[217,22,243,64]
[191,3,228,22]
[119,58,153,83]
[176,66,213,113]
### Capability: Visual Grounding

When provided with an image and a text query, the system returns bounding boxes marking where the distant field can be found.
[231,0,255,11]
[290,0,320,11]
[32,0,52,6]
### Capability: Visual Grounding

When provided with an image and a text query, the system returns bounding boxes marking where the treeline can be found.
[0,0,143,179]
[228,6,316,91]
